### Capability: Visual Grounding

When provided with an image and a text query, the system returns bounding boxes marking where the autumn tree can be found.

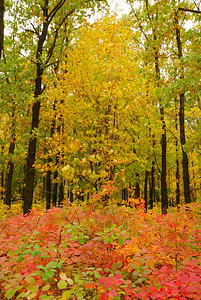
[50,15,149,202]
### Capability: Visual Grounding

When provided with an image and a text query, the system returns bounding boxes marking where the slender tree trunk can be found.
[154,48,168,214]
[0,0,4,60]
[5,135,15,207]
[144,170,149,212]
[149,162,155,209]
[160,106,168,214]
[175,108,180,206]
[46,101,56,209]
[46,167,51,210]
[0,1,5,199]
[5,106,16,207]
[52,169,58,207]
[135,173,140,198]
[174,11,191,204]
[58,179,64,207]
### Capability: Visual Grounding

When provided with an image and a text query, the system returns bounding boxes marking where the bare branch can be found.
[178,7,201,14]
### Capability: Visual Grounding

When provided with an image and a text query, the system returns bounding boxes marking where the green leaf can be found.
[118,237,124,246]
[5,289,16,299]
[79,237,85,245]
[61,289,75,299]
[37,265,44,269]
[22,249,31,255]
[42,284,50,291]
[58,280,68,289]
[46,261,57,269]
[42,274,48,282]
[25,276,35,284]
[17,254,23,262]
[44,269,55,278]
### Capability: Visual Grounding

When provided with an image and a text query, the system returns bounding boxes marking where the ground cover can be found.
[0,199,200,299]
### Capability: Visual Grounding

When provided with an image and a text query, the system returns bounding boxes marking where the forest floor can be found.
[0,198,200,299]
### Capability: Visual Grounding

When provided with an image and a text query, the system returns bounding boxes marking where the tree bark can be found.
[149,162,155,209]
[46,167,51,210]
[175,108,180,206]
[144,170,149,212]
[0,0,4,60]
[23,73,42,214]
[154,51,168,214]
[160,106,168,214]
[174,11,191,204]
[135,173,140,198]
[5,135,15,207]
[58,179,64,207]
[46,101,56,209]
[52,169,58,207]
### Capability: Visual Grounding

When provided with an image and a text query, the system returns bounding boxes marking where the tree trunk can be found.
[23,74,42,214]
[52,169,58,207]
[5,136,15,207]
[154,47,168,214]
[174,12,191,204]
[58,179,64,207]
[135,173,140,198]
[0,0,4,60]
[149,162,155,209]
[23,3,48,214]
[175,109,180,206]
[144,170,149,212]
[160,106,168,214]
[46,167,51,210]
[46,101,56,209]
[122,187,129,202]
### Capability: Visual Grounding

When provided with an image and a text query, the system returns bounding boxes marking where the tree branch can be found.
[178,7,201,14]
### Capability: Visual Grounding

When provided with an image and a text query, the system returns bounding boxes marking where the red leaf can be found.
[108,289,117,297]
[98,291,108,300]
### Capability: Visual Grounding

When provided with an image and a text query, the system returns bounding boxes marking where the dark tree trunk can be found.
[5,136,15,207]
[176,156,180,205]
[154,46,168,214]
[58,179,64,207]
[5,106,16,207]
[1,171,4,196]
[46,167,51,210]
[0,0,4,60]
[149,162,155,209]
[23,79,42,214]
[174,12,191,204]
[23,2,48,214]
[122,187,129,202]
[52,169,58,207]
[135,173,140,198]
[23,0,73,214]
[46,101,56,209]
[175,108,180,206]
[160,106,168,214]
[144,170,149,212]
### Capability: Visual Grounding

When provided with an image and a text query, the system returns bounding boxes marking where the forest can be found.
[0,0,201,299]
